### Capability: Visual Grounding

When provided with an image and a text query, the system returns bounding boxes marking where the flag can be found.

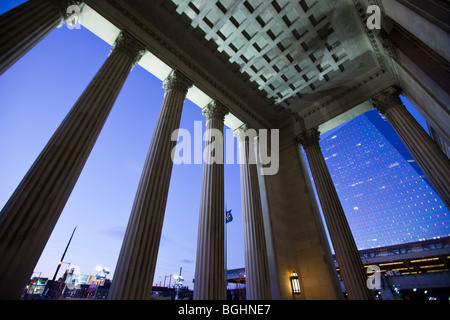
[226,209,233,223]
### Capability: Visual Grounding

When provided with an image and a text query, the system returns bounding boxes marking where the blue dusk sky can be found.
[0,1,436,291]
[0,0,244,290]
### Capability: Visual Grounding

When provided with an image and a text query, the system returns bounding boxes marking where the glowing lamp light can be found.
[290,271,301,295]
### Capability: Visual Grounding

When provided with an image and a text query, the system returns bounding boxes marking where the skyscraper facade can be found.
[319,109,449,250]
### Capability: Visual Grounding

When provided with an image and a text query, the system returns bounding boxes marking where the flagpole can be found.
[52,226,77,282]
[46,226,76,298]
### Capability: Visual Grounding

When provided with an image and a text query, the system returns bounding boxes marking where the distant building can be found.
[319,109,449,250]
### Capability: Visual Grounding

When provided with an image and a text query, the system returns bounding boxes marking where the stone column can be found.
[371,86,450,209]
[235,126,271,300]
[0,0,81,75]
[298,129,374,300]
[109,70,193,300]
[194,101,228,300]
[0,31,145,300]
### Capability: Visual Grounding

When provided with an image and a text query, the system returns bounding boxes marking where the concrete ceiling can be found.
[83,0,396,130]
[171,0,376,106]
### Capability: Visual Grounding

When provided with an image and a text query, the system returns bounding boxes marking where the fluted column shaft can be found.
[298,129,374,300]
[0,31,145,300]
[371,87,450,209]
[235,127,271,300]
[0,0,80,75]
[194,101,228,300]
[109,70,192,300]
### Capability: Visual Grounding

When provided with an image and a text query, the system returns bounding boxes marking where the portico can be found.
[0,0,448,300]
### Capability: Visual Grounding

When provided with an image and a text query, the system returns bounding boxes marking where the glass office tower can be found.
[317,109,449,250]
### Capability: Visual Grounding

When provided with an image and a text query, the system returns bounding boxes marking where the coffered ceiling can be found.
[172,0,376,105]
[84,0,396,130]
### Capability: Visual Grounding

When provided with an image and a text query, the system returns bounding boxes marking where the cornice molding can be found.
[202,100,229,122]
[352,0,389,73]
[296,128,321,149]
[370,86,403,114]
[111,30,146,66]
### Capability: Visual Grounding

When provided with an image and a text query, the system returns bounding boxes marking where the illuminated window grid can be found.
[320,110,450,250]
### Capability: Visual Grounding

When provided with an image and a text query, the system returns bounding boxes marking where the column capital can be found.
[111,31,146,66]
[370,86,403,114]
[297,128,320,149]
[202,100,229,121]
[163,70,193,95]
[50,0,83,21]
[233,124,254,141]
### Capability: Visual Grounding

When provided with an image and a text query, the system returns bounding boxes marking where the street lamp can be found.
[173,267,184,300]
[290,271,301,295]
